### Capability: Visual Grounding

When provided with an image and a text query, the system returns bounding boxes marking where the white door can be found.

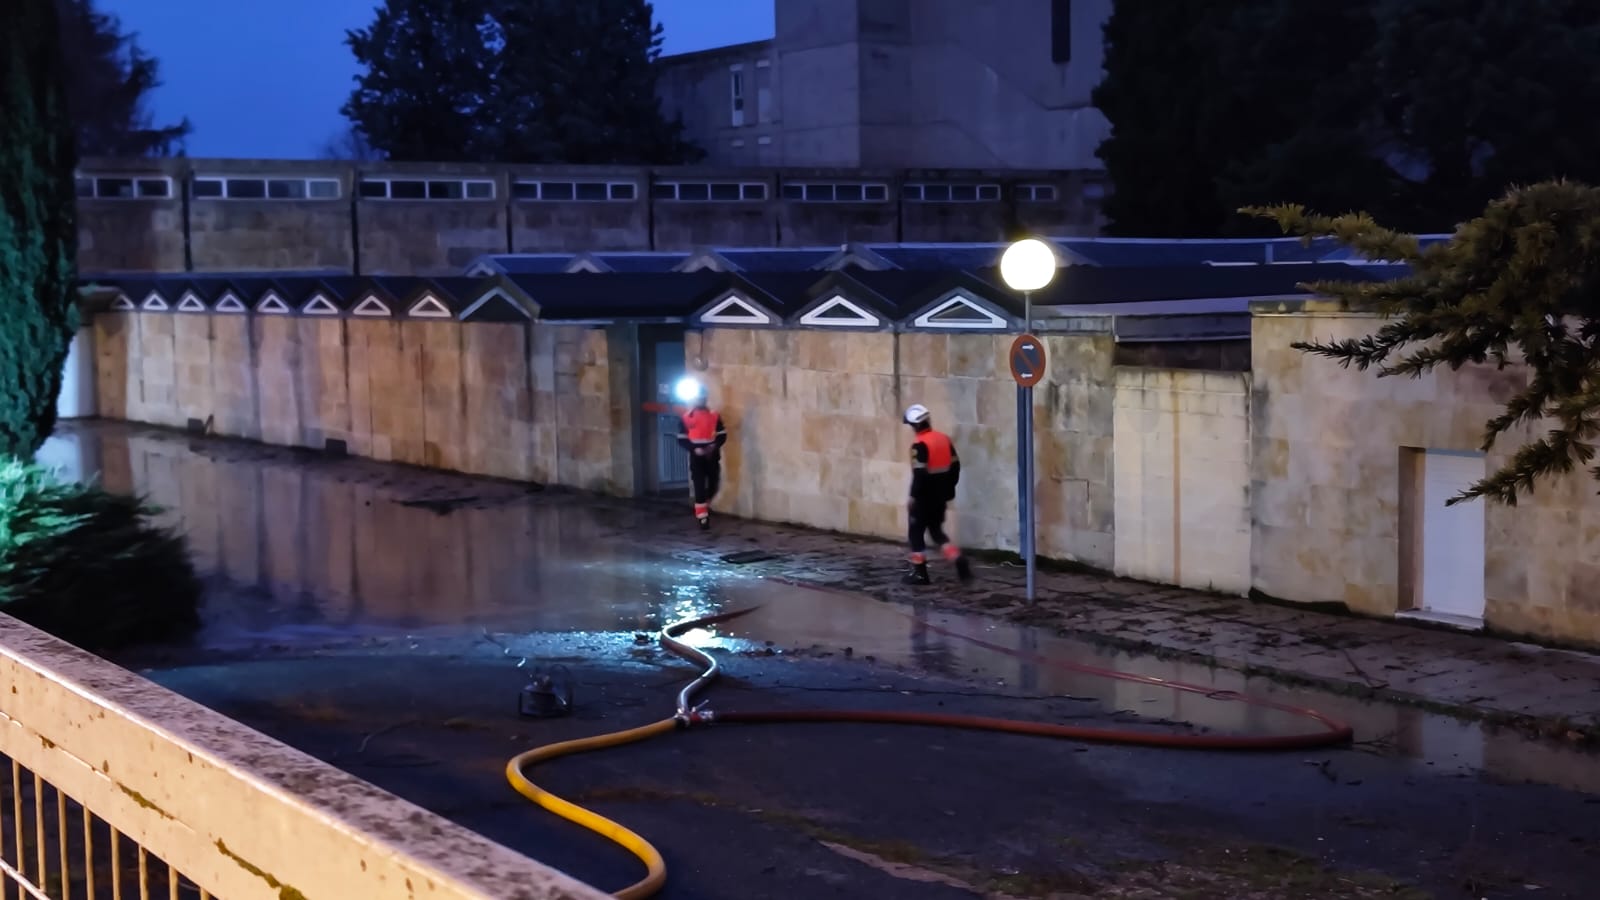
[1419,450,1487,622]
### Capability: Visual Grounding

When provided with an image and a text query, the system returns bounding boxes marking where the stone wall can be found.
[1251,301,1600,644]
[89,312,635,496]
[697,328,1116,568]
[1112,368,1251,595]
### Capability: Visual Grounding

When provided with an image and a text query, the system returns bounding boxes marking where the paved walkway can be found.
[598,494,1600,741]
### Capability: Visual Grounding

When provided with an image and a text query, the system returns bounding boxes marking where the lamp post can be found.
[999,238,1058,602]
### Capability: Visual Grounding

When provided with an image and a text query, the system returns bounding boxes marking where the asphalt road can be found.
[130,641,1600,900]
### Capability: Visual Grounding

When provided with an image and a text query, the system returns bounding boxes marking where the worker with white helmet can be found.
[675,377,727,530]
[902,403,973,585]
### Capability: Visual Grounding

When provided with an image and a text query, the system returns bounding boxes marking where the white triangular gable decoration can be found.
[302,294,339,315]
[823,252,873,271]
[912,290,1007,330]
[215,292,247,313]
[140,292,169,311]
[460,289,530,320]
[408,293,452,318]
[464,263,498,277]
[352,294,392,316]
[800,294,879,328]
[111,294,136,311]
[700,293,771,326]
[256,291,291,314]
[565,257,609,274]
[177,291,206,312]
[678,252,732,273]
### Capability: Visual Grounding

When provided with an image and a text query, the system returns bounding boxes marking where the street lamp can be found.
[1000,237,1058,327]
[999,238,1058,603]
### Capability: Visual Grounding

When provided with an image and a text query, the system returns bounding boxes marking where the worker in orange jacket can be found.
[676,378,727,530]
[903,404,972,585]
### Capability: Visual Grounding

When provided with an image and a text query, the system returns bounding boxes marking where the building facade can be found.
[73,157,1103,276]
[657,0,1112,171]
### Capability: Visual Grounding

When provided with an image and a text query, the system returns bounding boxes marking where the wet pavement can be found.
[40,421,1600,898]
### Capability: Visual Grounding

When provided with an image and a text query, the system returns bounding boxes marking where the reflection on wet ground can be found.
[44,422,1600,797]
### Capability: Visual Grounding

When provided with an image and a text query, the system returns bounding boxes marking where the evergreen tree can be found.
[54,0,190,157]
[342,0,700,164]
[342,0,502,162]
[1369,0,1600,229]
[1,0,81,457]
[1091,0,1235,237]
[1097,0,1600,236]
[1248,181,1600,505]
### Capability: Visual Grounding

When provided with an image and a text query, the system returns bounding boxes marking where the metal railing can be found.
[0,614,608,900]
[0,760,199,899]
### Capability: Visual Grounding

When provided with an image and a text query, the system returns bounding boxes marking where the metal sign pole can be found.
[1020,290,1035,603]
[1022,384,1035,602]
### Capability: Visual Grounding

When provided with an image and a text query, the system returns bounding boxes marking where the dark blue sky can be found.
[101,0,774,159]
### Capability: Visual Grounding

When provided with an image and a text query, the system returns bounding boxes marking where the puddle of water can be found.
[42,424,1600,796]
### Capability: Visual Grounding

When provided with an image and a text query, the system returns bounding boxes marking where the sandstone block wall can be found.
[1112,368,1251,594]
[1251,304,1600,644]
[697,328,1116,568]
[91,313,634,496]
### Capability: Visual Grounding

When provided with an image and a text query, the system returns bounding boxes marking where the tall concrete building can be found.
[657,0,1111,171]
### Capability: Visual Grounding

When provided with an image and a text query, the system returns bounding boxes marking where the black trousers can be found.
[689,453,721,505]
[908,500,950,554]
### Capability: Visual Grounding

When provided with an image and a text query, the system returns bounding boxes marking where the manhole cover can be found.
[721,550,780,565]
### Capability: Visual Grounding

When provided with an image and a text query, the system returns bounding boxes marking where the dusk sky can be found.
[99,0,775,159]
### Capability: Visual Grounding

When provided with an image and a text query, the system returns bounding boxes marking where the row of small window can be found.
[77,174,1063,205]
[76,176,172,199]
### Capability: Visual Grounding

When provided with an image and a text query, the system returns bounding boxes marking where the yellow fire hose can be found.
[505,718,676,900]
[504,608,757,900]
[505,605,1354,899]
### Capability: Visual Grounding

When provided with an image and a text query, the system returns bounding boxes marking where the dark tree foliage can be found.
[1091,0,1235,237]
[1097,0,1600,236]
[342,0,500,162]
[0,0,80,458]
[343,0,701,164]
[1248,181,1600,505]
[1369,0,1600,228]
[318,125,385,162]
[54,0,190,157]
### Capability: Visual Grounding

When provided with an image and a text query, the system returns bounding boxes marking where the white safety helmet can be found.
[904,403,931,426]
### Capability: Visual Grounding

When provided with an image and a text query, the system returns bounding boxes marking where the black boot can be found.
[902,563,931,585]
[955,556,973,584]
[698,514,710,531]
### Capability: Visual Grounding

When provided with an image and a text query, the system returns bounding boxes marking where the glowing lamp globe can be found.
[674,377,704,403]
[999,238,1058,292]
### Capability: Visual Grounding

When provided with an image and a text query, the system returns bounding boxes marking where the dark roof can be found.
[593,253,689,273]
[310,276,369,308]
[504,271,729,320]
[421,276,498,312]
[485,254,577,275]
[739,271,831,311]
[719,248,836,272]
[1049,237,1426,267]
[977,262,1405,307]
[867,244,1007,271]
[831,268,966,318]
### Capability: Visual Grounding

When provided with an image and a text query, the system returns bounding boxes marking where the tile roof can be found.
[973,263,1405,306]
[503,271,729,320]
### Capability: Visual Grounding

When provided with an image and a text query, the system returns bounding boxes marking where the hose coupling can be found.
[674,702,714,727]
